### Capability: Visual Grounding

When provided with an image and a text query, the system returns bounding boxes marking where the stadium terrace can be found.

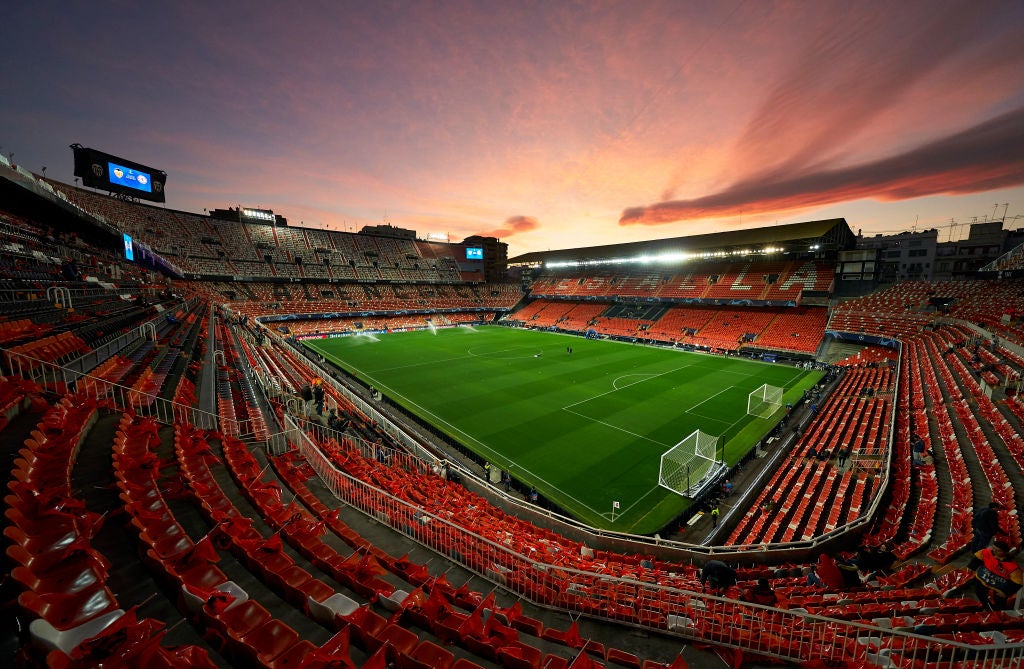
[4,154,1024,667]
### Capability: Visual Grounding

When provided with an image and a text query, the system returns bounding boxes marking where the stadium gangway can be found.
[265,415,1024,667]
[0,348,256,436]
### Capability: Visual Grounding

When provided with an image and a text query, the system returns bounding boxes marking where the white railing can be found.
[1,348,256,437]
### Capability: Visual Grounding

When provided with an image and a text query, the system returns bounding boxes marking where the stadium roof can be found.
[508,218,854,266]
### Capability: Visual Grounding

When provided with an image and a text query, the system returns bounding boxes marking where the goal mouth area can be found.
[748,383,784,419]
[658,429,725,499]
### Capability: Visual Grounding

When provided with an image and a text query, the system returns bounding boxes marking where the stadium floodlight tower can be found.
[658,429,727,498]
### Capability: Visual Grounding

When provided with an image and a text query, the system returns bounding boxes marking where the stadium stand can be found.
[5,165,1024,666]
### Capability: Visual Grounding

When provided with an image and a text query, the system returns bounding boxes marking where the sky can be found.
[3,0,1024,258]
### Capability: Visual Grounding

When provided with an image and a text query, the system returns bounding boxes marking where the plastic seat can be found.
[462,635,501,663]
[269,639,317,669]
[206,598,269,641]
[144,532,195,560]
[308,592,359,627]
[18,588,120,631]
[498,643,543,669]
[605,648,641,669]
[350,574,396,600]
[171,562,228,593]
[511,614,544,637]
[245,548,294,577]
[404,640,455,669]
[380,588,410,612]
[182,580,247,616]
[369,622,418,655]
[543,656,570,669]
[264,564,317,607]
[4,524,81,556]
[342,605,389,649]
[430,608,470,645]
[237,618,302,666]
[11,563,104,595]
[451,660,487,669]
[28,608,125,655]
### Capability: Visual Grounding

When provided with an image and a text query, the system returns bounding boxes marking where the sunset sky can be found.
[3,1,1023,257]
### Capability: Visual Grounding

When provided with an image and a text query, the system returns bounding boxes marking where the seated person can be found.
[969,539,1023,611]
[856,543,897,573]
[741,577,779,606]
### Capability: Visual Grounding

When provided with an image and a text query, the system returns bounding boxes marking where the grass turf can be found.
[305,326,822,534]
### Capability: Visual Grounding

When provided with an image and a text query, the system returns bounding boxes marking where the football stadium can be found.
[3,154,1024,669]
[5,4,1024,667]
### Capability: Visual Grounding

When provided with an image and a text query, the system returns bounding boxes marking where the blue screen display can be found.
[466,247,483,260]
[108,162,153,193]
[123,233,134,261]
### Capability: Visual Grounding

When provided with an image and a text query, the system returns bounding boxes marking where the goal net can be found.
[747,383,783,419]
[659,429,725,498]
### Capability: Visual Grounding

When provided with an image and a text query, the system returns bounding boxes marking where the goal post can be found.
[658,429,726,498]
[747,383,783,419]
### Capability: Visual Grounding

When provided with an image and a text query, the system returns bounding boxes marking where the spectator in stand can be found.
[327,409,343,432]
[741,577,779,607]
[701,560,738,594]
[855,543,897,575]
[973,503,1003,552]
[817,554,862,590]
[61,257,79,281]
[301,382,314,417]
[911,434,927,466]
[969,539,1023,611]
[312,378,325,416]
[803,565,824,588]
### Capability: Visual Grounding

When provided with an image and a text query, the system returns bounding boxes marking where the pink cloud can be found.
[620,105,1024,225]
[473,215,541,239]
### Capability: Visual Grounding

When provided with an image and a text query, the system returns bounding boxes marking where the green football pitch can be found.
[305,326,821,534]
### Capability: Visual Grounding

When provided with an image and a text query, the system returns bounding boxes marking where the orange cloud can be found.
[473,215,540,239]
[621,105,1024,226]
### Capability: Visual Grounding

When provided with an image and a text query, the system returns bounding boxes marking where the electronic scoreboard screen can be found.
[72,145,167,202]
[108,162,152,194]
[123,233,135,261]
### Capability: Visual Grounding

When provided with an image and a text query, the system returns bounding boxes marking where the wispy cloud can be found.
[620,105,1024,225]
[473,215,541,239]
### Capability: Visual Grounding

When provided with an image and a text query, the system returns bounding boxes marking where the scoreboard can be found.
[71,145,167,203]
